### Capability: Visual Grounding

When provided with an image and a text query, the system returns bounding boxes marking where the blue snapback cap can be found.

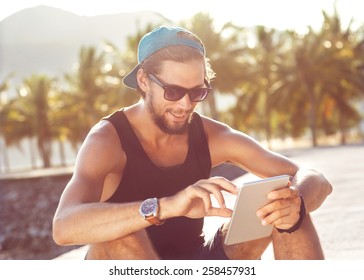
[122,26,205,90]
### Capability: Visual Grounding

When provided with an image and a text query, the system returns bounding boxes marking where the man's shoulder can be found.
[73,119,126,178]
[199,115,253,147]
[85,119,122,151]
[199,114,232,135]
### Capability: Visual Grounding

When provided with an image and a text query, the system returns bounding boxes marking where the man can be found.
[52,26,332,260]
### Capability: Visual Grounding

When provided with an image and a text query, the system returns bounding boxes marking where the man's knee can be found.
[272,214,324,260]
[86,229,160,260]
[220,222,272,260]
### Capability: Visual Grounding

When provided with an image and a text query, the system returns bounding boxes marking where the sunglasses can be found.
[148,74,212,102]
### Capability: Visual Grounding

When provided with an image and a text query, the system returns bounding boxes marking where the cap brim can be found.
[122,64,141,90]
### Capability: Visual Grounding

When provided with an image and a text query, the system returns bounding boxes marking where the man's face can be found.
[145,59,206,135]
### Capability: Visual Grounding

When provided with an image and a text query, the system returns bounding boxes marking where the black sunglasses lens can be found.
[165,88,185,101]
[164,87,211,102]
[189,89,210,101]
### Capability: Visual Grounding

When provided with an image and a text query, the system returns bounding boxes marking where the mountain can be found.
[0,5,172,91]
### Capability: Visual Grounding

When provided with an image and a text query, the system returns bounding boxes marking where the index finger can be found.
[208,176,239,195]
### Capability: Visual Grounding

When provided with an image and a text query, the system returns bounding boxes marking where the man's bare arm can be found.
[52,121,153,245]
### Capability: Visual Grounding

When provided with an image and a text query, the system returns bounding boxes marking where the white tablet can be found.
[224,174,290,245]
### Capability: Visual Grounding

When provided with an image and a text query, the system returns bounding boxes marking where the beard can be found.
[153,109,193,135]
[145,96,194,135]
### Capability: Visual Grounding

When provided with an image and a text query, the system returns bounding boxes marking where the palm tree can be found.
[181,13,249,121]
[289,8,364,146]
[317,10,364,144]
[1,100,35,170]
[19,75,55,167]
[264,30,309,140]
[226,26,292,147]
[2,75,55,168]
[227,5,364,147]
[0,76,12,171]
[250,26,293,146]
[64,46,113,143]
[64,43,142,147]
[290,27,323,146]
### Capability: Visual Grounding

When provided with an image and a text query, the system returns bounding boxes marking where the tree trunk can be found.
[206,92,219,121]
[29,137,36,169]
[264,90,272,149]
[0,138,10,172]
[38,138,51,168]
[308,90,318,147]
[296,52,318,147]
[339,111,347,145]
[59,140,66,167]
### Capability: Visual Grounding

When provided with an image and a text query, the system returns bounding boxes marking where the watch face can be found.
[140,198,157,216]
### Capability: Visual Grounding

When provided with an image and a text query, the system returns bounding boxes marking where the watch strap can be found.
[145,215,165,226]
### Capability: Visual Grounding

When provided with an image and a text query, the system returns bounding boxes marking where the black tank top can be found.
[104,109,212,259]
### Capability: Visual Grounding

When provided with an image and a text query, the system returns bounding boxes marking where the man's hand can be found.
[256,184,301,230]
[165,177,239,219]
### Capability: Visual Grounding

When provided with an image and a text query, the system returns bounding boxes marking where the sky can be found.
[1,0,364,32]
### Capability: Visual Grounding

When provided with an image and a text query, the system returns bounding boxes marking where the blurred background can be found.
[0,0,363,259]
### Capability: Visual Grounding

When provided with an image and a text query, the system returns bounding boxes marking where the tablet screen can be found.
[225,175,290,245]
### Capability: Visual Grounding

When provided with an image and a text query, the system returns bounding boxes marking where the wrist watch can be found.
[139,198,165,225]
